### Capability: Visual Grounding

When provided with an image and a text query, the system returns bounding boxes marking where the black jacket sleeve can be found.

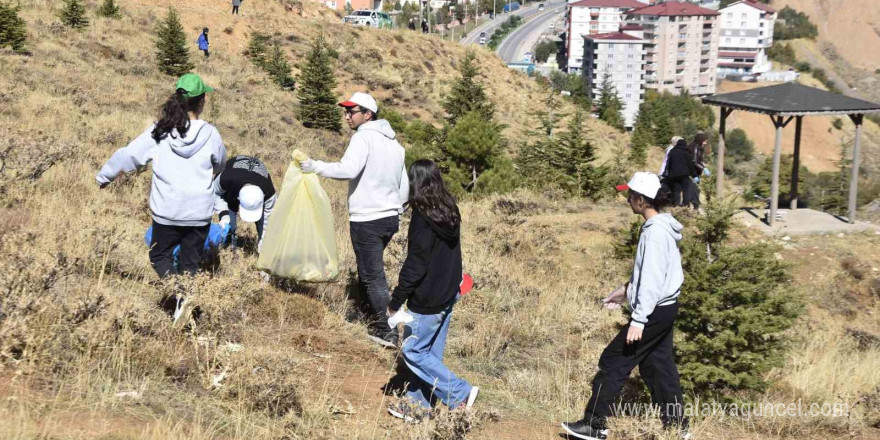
[389,212,433,312]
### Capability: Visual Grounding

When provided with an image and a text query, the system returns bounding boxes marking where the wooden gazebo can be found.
[702,83,880,225]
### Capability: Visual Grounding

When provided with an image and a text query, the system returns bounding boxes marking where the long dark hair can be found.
[409,159,460,228]
[151,89,205,142]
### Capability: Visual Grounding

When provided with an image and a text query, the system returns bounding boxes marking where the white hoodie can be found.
[96,120,226,226]
[312,119,409,222]
[626,213,684,329]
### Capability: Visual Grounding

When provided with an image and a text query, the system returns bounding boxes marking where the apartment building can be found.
[564,0,647,73]
[581,24,647,127]
[717,0,776,74]
[626,1,720,95]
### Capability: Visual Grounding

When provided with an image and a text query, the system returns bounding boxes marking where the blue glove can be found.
[703,167,711,177]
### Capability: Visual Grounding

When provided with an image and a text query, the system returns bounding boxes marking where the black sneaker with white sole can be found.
[367,329,399,349]
[561,420,608,440]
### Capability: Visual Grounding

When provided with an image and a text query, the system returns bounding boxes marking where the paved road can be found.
[460,2,563,47]
[496,5,565,63]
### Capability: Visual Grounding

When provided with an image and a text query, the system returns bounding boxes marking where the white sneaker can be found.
[172,296,189,325]
[466,386,479,409]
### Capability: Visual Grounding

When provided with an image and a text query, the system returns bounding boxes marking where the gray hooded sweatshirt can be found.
[626,213,684,329]
[312,119,409,222]
[96,120,226,226]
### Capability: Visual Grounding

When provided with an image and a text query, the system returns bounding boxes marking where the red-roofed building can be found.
[717,0,777,74]
[624,1,720,95]
[564,0,648,73]
[581,27,649,127]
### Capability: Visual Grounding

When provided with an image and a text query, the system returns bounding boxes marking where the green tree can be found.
[443,110,512,194]
[750,154,807,201]
[595,73,624,131]
[725,128,754,163]
[533,39,557,63]
[155,9,193,76]
[774,6,818,40]
[96,0,120,18]
[60,0,89,29]
[766,42,796,65]
[296,35,341,132]
[247,32,272,68]
[0,2,28,54]
[549,71,591,111]
[264,43,295,90]
[443,50,495,125]
[630,107,655,154]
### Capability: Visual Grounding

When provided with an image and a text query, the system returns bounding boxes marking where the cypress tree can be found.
[265,43,295,90]
[443,50,495,126]
[0,2,28,53]
[60,0,89,29]
[595,72,624,131]
[97,0,120,18]
[296,35,341,132]
[155,9,193,76]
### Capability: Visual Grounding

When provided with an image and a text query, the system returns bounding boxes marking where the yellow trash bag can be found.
[257,149,339,281]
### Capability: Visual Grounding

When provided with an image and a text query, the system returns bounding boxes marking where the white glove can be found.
[257,238,263,254]
[300,159,317,173]
[219,215,230,228]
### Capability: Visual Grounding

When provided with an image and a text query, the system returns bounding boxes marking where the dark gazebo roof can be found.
[701,82,880,116]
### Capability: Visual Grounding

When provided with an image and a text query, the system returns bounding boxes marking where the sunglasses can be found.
[344,108,365,117]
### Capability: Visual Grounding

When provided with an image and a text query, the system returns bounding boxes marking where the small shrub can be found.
[832,118,843,130]
[793,61,811,72]
[0,2,28,53]
[96,0,120,18]
[840,255,866,280]
[60,0,89,29]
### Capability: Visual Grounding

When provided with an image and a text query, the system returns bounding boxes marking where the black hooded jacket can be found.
[665,141,696,179]
[389,207,463,315]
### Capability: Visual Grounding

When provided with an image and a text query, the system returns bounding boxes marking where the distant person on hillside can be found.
[213,155,276,253]
[97,73,226,279]
[657,135,683,177]
[663,138,696,207]
[421,19,429,33]
[232,0,242,15]
[299,92,409,349]
[561,172,689,440]
[687,132,710,209]
[198,28,210,58]
[408,18,416,31]
[386,159,479,421]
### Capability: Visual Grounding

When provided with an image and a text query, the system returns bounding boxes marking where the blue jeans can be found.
[401,300,472,409]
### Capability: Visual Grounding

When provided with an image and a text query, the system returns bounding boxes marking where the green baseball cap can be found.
[175,73,214,98]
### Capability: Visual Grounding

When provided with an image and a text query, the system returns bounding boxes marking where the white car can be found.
[342,10,393,29]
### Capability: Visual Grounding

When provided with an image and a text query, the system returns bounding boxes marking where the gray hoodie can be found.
[96,120,226,226]
[312,119,409,222]
[626,213,684,329]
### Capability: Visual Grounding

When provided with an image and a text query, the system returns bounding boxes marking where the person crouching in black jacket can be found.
[663,138,696,207]
[386,159,479,421]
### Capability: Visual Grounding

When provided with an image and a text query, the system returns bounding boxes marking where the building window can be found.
[739,38,745,44]
[627,64,633,69]
[626,83,632,89]
[725,30,731,35]
[726,12,732,18]
[741,21,746,27]
[758,39,763,44]
[739,30,746,36]
[679,33,687,39]
[608,54,613,59]
[626,94,632,99]
[627,54,634,59]
[760,22,764,27]
[741,13,747,18]
[725,37,731,43]
[627,73,632,78]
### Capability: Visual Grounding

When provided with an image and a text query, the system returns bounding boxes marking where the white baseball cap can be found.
[616,172,662,200]
[238,185,264,223]
[338,92,378,114]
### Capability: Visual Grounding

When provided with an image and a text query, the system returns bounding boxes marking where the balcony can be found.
[703,23,712,29]
[702,43,711,50]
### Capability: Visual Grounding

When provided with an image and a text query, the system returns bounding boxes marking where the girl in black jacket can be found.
[387,160,478,420]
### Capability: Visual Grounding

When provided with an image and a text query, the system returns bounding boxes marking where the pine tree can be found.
[265,43,295,90]
[443,110,512,193]
[630,107,654,166]
[443,50,495,125]
[595,72,624,131]
[247,32,271,68]
[0,2,28,53]
[97,0,120,18]
[560,110,604,198]
[296,35,341,132]
[155,9,193,76]
[60,0,89,29]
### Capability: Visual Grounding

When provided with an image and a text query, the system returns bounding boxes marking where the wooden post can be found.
[790,116,803,210]
[848,114,864,224]
[769,115,793,226]
[716,107,732,198]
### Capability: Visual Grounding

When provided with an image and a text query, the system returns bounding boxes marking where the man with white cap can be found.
[300,92,409,348]
[213,155,276,252]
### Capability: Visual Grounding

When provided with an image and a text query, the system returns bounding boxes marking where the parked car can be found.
[538,3,545,10]
[523,51,532,62]
[503,2,520,13]
[343,10,393,29]
[479,32,487,45]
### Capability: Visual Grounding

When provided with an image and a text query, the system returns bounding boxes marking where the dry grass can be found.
[0,0,878,439]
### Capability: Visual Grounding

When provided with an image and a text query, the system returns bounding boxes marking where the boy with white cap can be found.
[300,92,409,348]
[562,172,689,440]
[213,155,276,253]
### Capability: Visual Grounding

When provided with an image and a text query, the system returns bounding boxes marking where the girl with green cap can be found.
[97,73,226,279]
